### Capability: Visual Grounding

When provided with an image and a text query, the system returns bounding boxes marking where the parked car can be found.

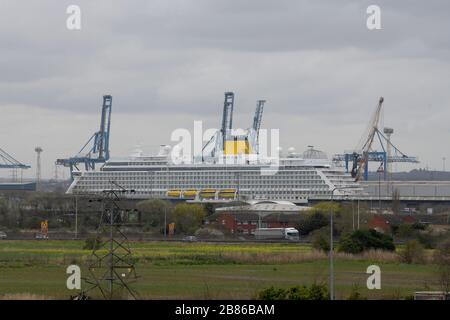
[0,231,7,240]
[35,232,49,240]
[182,236,198,242]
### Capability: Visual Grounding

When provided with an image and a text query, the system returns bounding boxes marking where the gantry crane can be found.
[333,97,419,181]
[250,99,265,153]
[202,92,235,159]
[220,92,235,150]
[56,95,112,179]
[253,100,265,134]
[0,148,30,169]
[0,148,30,181]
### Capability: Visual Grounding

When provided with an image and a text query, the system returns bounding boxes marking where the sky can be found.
[0,0,449,179]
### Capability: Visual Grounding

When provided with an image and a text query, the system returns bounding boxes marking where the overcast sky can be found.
[0,0,449,179]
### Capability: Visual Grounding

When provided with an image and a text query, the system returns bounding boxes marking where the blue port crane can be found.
[56,95,112,179]
[333,97,419,181]
[202,92,235,160]
[221,92,235,150]
[249,99,265,153]
[252,100,265,135]
[0,148,30,182]
[0,148,30,169]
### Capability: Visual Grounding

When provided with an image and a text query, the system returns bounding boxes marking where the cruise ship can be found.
[67,93,363,203]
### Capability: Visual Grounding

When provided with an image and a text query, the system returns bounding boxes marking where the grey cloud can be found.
[1,1,449,113]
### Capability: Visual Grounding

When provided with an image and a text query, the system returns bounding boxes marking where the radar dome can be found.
[303,146,328,160]
[158,144,172,156]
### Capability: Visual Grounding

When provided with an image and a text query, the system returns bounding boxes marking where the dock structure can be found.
[310,180,450,203]
[0,147,31,190]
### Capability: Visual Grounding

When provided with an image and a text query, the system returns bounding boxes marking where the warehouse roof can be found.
[215,200,310,215]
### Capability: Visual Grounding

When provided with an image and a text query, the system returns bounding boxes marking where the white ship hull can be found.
[68,155,363,203]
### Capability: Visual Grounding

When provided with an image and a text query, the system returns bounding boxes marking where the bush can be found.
[396,224,415,238]
[412,222,427,231]
[173,203,206,234]
[416,232,437,249]
[22,216,42,229]
[305,283,329,300]
[433,240,450,292]
[256,286,287,300]
[257,284,328,300]
[83,236,102,250]
[395,223,428,239]
[311,229,330,252]
[195,227,224,240]
[137,199,172,230]
[338,229,395,254]
[339,236,364,254]
[347,284,367,300]
[400,240,425,264]
[299,212,329,236]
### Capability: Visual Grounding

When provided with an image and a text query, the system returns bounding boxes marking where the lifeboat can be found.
[200,189,216,198]
[182,190,198,198]
[167,190,182,198]
[218,189,237,198]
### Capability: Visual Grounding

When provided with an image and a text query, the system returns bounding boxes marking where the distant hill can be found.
[368,169,450,181]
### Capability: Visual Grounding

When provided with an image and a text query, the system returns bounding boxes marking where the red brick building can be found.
[206,201,308,235]
[368,214,417,234]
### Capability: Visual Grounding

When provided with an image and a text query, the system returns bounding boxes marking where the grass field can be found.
[0,240,441,299]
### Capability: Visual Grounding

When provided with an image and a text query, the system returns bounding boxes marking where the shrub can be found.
[195,227,224,239]
[412,222,427,231]
[338,235,364,254]
[396,224,417,238]
[311,230,330,252]
[256,286,287,300]
[416,232,437,249]
[433,240,450,292]
[400,240,425,264]
[338,229,395,254]
[305,283,329,300]
[137,199,172,230]
[173,203,206,234]
[83,236,102,250]
[347,284,367,300]
[395,223,427,239]
[299,212,329,235]
[257,284,328,300]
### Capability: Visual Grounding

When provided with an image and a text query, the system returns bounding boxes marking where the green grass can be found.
[0,240,441,299]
